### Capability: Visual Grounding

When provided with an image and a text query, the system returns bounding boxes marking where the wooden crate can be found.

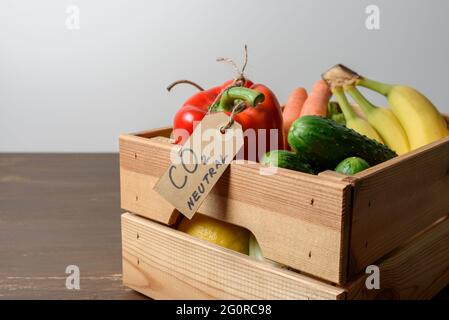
[121,212,449,300]
[120,116,449,285]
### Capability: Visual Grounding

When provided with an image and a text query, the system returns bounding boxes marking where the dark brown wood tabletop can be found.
[0,153,447,300]
[0,154,147,299]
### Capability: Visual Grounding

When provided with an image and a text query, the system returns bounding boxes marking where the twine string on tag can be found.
[216,44,248,86]
[208,45,249,114]
[220,102,246,134]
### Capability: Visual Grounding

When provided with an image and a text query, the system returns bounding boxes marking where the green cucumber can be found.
[288,116,397,171]
[260,150,315,174]
[335,157,370,175]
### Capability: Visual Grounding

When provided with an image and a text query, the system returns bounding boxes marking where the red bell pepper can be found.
[173,80,285,161]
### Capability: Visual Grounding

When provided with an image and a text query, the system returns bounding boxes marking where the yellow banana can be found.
[333,87,384,144]
[358,78,449,150]
[345,86,410,155]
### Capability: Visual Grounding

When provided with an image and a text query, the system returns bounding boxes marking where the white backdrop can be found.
[1,0,448,152]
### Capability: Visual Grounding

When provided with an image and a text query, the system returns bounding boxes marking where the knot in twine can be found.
[208,44,250,123]
[216,44,249,87]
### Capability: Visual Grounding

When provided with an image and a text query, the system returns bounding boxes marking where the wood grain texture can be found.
[121,213,346,300]
[0,154,146,300]
[122,212,449,300]
[119,134,353,284]
[120,134,350,230]
[348,136,449,276]
[346,216,449,299]
[119,117,449,286]
[132,126,172,139]
[3,154,449,300]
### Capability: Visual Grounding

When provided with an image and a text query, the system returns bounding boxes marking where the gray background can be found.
[1,0,448,152]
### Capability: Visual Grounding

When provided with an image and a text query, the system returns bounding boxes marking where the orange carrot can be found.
[283,87,308,149]
[300,80,331,117]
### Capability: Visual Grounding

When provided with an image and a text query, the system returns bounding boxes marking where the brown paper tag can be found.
[154,113,244,219]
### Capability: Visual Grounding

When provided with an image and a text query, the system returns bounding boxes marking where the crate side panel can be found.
[349,137,449,276]
[121,213,346,300]
[120,135,351,230]
[120,136,352,283]
[120,169,180,225]
[346,216,449,299]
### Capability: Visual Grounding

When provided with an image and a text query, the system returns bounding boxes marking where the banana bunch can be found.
[323,64,449,154]
[332,87,384,144]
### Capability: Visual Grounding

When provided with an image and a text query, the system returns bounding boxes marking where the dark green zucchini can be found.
[288,116,396,171]
[260,150,315,174]
[335,157,370,175]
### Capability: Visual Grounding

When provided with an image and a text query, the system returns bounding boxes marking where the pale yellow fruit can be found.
[387,86,449,150]
[178,214,249,254]
[333,87,384,144]
[365,107,410,154]
[346,118,384,143]
[359,78,449,150]
[346,86,410,155]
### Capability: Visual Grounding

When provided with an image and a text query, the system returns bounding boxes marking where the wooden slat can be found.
[119,134,352,283]
[318,170,351,182]
[120,170,180,225]
[121,213,346,300]
[131,126,172,139]
[348,136,449,276]
[346,216,449,299]
[120,134,351,228]
[119,134,181,225]
[120,134,350,230]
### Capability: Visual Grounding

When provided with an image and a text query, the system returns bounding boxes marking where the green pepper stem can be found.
[358,78,393,96]
[217,87,264,112]
[332,87,357,121]
[345,86,377,115]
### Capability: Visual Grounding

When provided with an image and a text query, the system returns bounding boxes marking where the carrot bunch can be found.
[282,80,332,148]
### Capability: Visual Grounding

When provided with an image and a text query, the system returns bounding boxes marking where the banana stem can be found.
[358,78,393,96]
[345,86,377,115]
[332,87,357,121]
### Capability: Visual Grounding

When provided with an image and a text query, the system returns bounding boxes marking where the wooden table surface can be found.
[0,154,146,299]
[0,153,447,300]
